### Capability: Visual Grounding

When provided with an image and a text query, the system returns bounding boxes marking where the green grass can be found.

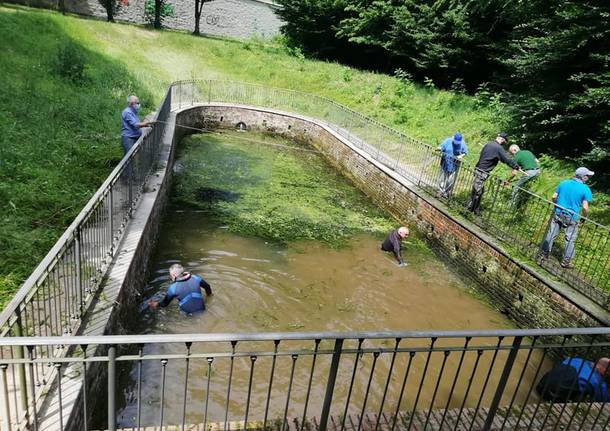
[0,4,608,308]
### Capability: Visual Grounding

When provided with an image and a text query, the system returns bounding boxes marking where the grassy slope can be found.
[0,5,607,307]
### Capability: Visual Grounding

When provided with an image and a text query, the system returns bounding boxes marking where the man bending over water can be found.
[381,226,409,266]
[149,264,212,313]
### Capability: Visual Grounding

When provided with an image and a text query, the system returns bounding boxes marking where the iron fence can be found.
[0,87,173,390]
[1,329,609,431]
[170,80,610,306]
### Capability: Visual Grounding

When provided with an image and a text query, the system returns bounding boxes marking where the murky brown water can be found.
[115,214,544,428]
[112,131,546,429]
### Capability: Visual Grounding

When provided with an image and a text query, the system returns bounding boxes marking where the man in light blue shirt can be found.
[437,133,467,198]
[120,95,153,155]
[538,167,594,268]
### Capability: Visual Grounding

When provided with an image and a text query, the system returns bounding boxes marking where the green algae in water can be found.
[173,131,396,246]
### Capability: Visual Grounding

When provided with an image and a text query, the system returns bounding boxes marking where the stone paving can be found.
[112,402,610,431]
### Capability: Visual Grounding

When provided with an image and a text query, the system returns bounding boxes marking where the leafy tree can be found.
[506,0,610,179]
[99,0,118,22]
[194,0,211,35]
[144,0,175,28]
[274,0,360,62]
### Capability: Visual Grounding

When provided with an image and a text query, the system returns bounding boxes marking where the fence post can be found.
[107,346,117,431]
[319,338,344,431]
[26,346,38,431]
[13,312,29,425]
[483,336,523,431]
[0,364,12,431]
[108,186,114,259]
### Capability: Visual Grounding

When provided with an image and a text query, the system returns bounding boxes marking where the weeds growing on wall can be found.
[172,131,396,246]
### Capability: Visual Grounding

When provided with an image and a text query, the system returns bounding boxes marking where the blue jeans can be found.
[121,135,139,156]
[540,214,579,263]
[438,168,459,197]
[511,169,540,201]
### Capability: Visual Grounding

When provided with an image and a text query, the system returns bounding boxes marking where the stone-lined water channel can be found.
[112,131,542,428]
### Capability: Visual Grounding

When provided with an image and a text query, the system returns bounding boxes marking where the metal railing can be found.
[0,86,172,386]
[1,328,609,431]
[170,79,610,306]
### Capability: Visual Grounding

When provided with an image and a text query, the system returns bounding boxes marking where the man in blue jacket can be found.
[438,132,468,198]
[538,167,594,268]
[149,264,213,314]
[537,357,609,402]
[120,95,154,155]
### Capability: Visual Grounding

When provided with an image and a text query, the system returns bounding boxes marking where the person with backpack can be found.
[536,357,610,402]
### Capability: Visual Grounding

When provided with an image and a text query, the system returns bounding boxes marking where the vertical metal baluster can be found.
[356,350,380,431]
[319,338,344,431]
[439,338,471,429]
[136,346,143,431]
[407,337,436,430]
[483,336,523,431]
[526,337,571,430]
[340,339,364,431]
[26,346,38,431]
[467,337,504,431]
[107,346,116,431]
[300,339,320,431]
[512,348,549,429]
[390,351,416,431]
[455,349,484,429]
[224,341,237,431]
[546,341,596,430]
[181,343,192,431]
[243,356,257,430]
[158,359,168,430]
[75,228,83,315]
[281,355,298,431]
[1,364,12,431]
[203,358,213,431]
[423,350,450,429]
[263,340,280,430]
[375,339,401,431]
[55,363,64,430]
[577,359,609,429]
[499,337,539,431]
[13,312,28,422]
[80,344,88,431]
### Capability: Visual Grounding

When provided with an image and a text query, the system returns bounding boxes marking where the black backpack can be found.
[536,364,583,402]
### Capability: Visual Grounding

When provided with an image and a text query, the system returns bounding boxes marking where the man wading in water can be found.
[148,264,212,314]
[381,226,410,267]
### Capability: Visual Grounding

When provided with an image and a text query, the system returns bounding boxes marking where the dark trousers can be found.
[121,135,139,156]
[467,169,489,215]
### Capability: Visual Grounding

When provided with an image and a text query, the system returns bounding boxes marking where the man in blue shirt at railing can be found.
[437,132,468,198]
[148,264,213,314]
[120,95,154,155]
[538,167,594,268]
[537,357,610,402]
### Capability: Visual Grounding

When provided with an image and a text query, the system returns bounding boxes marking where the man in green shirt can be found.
[505,144,540,201]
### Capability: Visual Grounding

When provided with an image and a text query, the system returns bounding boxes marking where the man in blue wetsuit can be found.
[148,264,212,314]
[537,357,610,402]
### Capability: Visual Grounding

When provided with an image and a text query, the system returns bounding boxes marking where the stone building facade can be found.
[9,0,283,39]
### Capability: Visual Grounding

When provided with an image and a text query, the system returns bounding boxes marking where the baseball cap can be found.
[575,167,594,177]
[453,133,463,144]
[497,132,509,142]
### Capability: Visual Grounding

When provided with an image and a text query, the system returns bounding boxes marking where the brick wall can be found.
[176,105,610,330]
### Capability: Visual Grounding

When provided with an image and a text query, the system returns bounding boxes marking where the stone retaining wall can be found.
[7,0,283,39]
